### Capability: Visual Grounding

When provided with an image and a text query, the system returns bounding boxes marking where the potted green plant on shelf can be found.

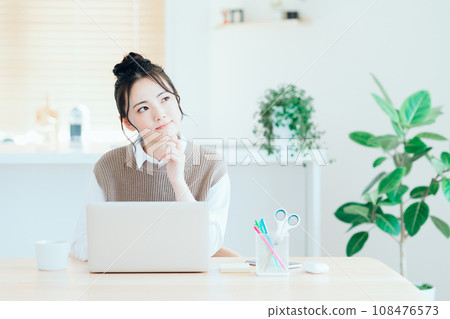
[252,84,325,161]
[334,74,450,300]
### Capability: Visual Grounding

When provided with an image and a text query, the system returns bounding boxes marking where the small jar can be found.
[255,232,289,276]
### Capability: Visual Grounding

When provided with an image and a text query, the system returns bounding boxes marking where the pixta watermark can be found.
[125,129,326,175]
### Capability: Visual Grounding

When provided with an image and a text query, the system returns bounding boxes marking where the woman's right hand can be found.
[139,128,175,161]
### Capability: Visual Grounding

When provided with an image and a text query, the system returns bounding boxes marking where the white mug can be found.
[35,240,70,271]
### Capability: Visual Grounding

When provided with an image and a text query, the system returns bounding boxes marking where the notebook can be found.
[86,201,209,273]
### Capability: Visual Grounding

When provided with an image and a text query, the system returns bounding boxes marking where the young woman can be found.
[71,52,239,260]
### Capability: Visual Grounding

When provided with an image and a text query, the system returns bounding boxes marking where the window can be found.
[0,0,165,142]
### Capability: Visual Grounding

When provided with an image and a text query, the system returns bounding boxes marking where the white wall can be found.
[166,0,450,300]
[165,0,214,137]
[0,163,93,257]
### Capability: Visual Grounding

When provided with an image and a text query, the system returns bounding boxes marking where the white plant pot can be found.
[414,283,436,301]
[272,116,294,139]
[273,124,292,139]
[420,287,436,301]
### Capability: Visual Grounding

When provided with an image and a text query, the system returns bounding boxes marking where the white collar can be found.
[134,133,187,169]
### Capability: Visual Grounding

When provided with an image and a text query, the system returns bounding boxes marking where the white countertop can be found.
[0,152,103,164]
[0,142,113,164]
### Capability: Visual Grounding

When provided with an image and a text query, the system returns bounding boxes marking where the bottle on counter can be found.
[69,107,82,143]
[69,104,90,151]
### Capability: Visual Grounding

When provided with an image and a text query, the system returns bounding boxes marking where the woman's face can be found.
[123,77,181,138]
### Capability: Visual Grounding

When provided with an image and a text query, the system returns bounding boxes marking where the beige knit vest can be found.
[93,141,227,202]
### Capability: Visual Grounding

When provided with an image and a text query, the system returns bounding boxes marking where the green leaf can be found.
[371,73,393,106]
[373,157,387,168]
[370,135,400,152]
[411,147,432,162]
[416,283,434,290]
[429,181,439,195]
[375,213,400,236]
[410,186,429,199]
[415,132,447,141]
[443,179,450,202]
[349,132,380,148]
[431,216,450,238]
[362,172,387,195]
[378,168,405,194]
[394,153,408,168]
[399,91,431,126]
[404,155,413,176]
[387,184,409,202]
[411,106,443,127]
[379,199,401,206]
[372,93,399,122]
[441,152,450,169]
[405,137,427,154]
[335,202,370,224]
[404,202,429,236]
[431,158,445,175]
[346,231,369,256]
[363,189,380,205]
[391,120,404,138]
[343,205,370,220]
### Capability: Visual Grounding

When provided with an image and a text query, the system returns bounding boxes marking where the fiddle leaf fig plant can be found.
[252,84,324,157]
[335,74,450,280]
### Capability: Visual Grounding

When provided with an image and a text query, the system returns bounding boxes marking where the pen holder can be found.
[255,232,289,276]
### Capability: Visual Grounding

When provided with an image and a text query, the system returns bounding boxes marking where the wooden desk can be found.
[0,257,426,301]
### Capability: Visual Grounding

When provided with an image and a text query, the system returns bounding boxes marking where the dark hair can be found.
[113,52,186,145]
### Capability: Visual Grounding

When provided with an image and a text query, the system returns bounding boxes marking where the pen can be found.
[259,218,279,269]
[254,226,287,270]
[260,219,269,234]
[255,220,261,232]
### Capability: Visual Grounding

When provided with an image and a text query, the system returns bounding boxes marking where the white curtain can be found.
[0,0,165,137]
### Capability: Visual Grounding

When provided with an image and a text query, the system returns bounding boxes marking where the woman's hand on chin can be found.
[162,137,186,186]
[140,128,174,161]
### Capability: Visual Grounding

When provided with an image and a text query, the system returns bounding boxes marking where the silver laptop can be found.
[86,201,209,273]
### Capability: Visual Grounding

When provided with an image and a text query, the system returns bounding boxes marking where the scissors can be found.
[274,209,300,236]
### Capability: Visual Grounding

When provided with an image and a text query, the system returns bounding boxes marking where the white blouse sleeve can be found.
[70,173,105,261]
[207,173,231,256]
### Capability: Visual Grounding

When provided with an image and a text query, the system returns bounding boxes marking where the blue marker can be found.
[260,219,268,234]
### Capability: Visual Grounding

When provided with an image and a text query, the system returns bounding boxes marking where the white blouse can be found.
[70,138,231,260]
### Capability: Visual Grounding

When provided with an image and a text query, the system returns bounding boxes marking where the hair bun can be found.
[113,52,152,78]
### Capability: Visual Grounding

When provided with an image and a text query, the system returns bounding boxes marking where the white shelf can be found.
[215,18,310,30]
